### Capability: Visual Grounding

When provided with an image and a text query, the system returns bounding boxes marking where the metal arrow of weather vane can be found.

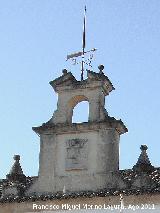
[66,6,97,81]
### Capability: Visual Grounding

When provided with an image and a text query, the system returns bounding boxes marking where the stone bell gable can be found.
[24,66,127,195]
[1,67,160,211]
[49,68,115,124]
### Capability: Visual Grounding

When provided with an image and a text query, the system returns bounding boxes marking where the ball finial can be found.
[140,145,148,151]
[98,65,104,73]
[62,69,68,75]
[13,155,20,161]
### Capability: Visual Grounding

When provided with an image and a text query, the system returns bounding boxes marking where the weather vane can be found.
[66,6,97,81]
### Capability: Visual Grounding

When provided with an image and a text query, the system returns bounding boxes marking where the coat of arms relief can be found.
[65,138,88,170]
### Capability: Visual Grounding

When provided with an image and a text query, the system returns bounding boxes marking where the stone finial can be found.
[98,64,104,74]
[6,155,26,183]
[62,69,68,75]
[9,155,23,175]
[140,145,148,151]
[13,155,20,161]
[133,145,154,173]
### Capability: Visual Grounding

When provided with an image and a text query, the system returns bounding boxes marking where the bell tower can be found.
[27,65,127,195]
[26,7,127,195]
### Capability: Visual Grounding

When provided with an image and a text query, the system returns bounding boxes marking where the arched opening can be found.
[72,101,89,123]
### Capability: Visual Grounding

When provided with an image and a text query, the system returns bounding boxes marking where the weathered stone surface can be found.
[27,71,127,195]
[133,145,155,173]
[1,70,129,201]
[48,70,116,124]
[27,125,121,195]
[65,138,88,170]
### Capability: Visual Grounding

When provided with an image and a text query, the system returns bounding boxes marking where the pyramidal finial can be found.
[9,155,23,175]
[6,155,26,183]
[133,145,154,172]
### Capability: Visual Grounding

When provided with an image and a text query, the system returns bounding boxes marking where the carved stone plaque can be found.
[65,138,88,170]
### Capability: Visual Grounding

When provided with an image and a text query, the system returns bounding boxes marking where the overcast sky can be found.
[0,0,160,178]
